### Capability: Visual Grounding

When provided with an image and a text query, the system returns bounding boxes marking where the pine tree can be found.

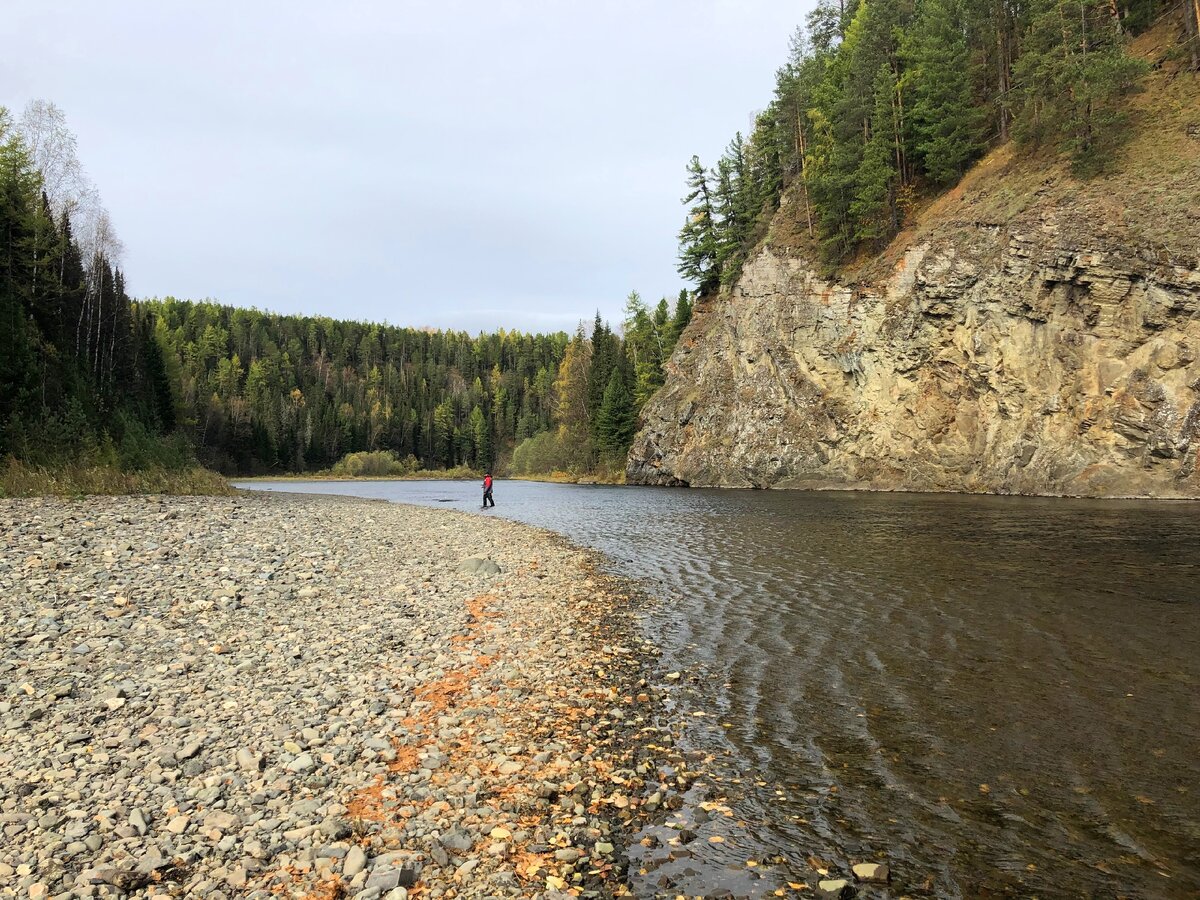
[1010,0,1148,175]
[907,0,984,184]
[677,156,719,294]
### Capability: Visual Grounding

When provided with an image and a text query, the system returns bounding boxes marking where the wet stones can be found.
[817,877,854,898]
[852,861,890,884]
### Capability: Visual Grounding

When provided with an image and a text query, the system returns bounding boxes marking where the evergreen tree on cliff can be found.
[851,64,902,242]
[906,0,984,184]
[671,290,693,344]
[677,155,720,293]
[1009,0,1148,175]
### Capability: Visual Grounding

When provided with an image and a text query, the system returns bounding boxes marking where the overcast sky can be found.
[5,1,811,334]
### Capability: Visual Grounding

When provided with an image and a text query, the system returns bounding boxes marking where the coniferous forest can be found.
[677,0,1196,286]
[145,294,687,476]
[1,102,691,485]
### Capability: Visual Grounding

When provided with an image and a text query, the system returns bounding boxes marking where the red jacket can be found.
[483,476,493,491]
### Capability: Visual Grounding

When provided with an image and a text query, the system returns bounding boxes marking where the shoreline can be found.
[231,472,1200,502]
[0,492,684,899]
[231,474,629,488]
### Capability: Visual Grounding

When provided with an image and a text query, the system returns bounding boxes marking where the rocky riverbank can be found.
[0,493,675,900]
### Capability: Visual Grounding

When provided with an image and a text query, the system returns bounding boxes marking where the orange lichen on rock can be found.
[346,775,388,823]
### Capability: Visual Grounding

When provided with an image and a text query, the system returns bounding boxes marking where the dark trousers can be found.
[483,489,494,507]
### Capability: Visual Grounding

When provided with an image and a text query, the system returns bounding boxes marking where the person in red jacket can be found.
[482,473,495,508]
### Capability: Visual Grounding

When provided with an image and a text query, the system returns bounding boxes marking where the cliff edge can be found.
[628,37,1200,498]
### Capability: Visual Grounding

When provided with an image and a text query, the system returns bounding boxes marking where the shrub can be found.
[329,450,420,477]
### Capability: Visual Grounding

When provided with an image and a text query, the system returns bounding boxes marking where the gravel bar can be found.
[0,493,675,900]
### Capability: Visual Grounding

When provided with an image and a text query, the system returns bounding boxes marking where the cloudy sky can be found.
[5,1,810,333]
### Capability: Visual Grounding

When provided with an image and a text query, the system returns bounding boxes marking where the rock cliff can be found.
[628,77,1200,497]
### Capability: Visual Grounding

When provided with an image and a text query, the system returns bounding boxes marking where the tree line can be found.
[146,288,690,477]
[678,0,1193,283]
[2,101,694,479]
[145,298,574,473]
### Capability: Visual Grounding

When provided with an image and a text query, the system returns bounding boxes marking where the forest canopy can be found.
[146,290,690,477]
[676,0,1193,283]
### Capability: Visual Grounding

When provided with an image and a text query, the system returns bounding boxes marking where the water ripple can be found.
[239,480,1200,897]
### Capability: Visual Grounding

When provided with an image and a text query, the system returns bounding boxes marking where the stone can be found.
[236,748,264,771]
[320,817,351,840]
[204,811,240,832]
[166,815,189,835]
[454,857,479,879]
[343,845,367,878]
[438,828,473,853]
[852,862,889,884]
[456,557,501,576]
[178,739,204,760]
[129,808,149,834]
[365,869,401,892]
[817,879,854,899]
[286,752,316,773]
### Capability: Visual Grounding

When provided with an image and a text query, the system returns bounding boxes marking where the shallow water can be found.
[236,479,1200,897]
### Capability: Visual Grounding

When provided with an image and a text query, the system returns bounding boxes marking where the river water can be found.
[236,479,1200,898]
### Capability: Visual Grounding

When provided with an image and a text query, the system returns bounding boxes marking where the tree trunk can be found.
[796,119,815,237]
[996,0,1013,142]
[1187,0,1200,69]
[891,66,909,186]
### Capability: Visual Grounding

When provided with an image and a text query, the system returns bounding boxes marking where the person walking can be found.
[482,472,495,508]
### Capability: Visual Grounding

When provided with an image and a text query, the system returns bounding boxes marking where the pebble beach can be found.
[0,492,673,900]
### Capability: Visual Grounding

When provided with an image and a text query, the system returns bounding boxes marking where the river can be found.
[235,479,1200,898]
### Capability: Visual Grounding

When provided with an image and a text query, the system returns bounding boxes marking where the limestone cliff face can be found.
[628,209,1200,497]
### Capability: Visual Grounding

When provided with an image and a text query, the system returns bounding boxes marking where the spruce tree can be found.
[469,404,491,469]
[670,291,693,345]
[595,364,636,458]
[585,313,616,439]
[851,65,901,243]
